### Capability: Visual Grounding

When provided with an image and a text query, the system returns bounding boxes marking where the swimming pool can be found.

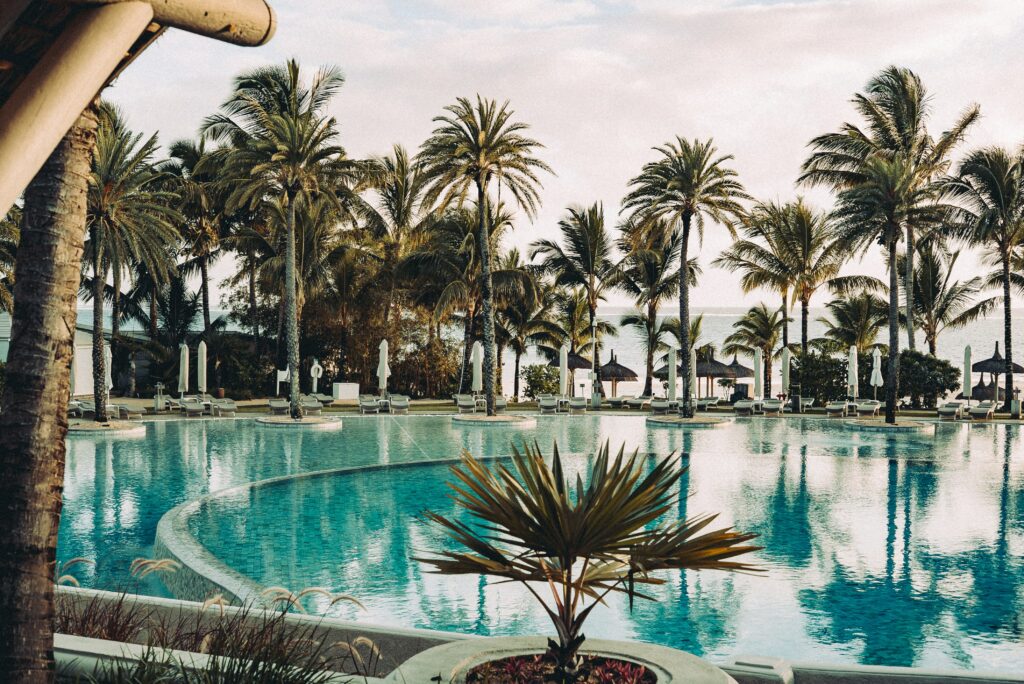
[59,415,1024,671]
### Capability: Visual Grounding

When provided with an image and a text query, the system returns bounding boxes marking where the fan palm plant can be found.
[943,146,1024,410]
[722,304,785,396]
[899,248,997,355]
[531,203,619,400]
[816,293,889,353]
[206,60,348,418]
[418,441,760,682]
[623,137,749,416]
[85,103,179,420]
[418,95,552,414]
[800,65,979,351]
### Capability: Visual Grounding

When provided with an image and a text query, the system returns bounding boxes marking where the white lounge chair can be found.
[538,395,558,414]
[359,395,381,414]
[734,400,763,416]
[968,400,996,421]
[568,396,588,413]
[312,393,335,406]
[856,399,881,417]
[182,397,205,417]
[649,398,671,414]
[300,395,323,416]
[493,396,507,413]
[212,399,237,417]
[268,398,289,415]
[825,400,848,417]
[800,397,815,411]
[608,395,631,408]
[625,396,651,410]
[937,400,965,421]
[762,399,784,416]
[114,404,144,420]
[455,394,477,414]
[696,397,719,411]
[390,394,410,414]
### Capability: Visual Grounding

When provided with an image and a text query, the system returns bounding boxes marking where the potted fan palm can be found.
[405,442,761,684]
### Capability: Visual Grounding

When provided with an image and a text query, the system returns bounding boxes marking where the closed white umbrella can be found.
[963,345,972,406]
[871,347,884,399]
[781,347,791,396]
[197,340,207,394]
[178,344,189,397]
[753,348,763,400]
[310,357,323,394]
[104,344,112,401]
[377,340,391,397]
[848,345,859,399]
[667,348,677,402]
[559,345,568,396]
[471,341,483,393]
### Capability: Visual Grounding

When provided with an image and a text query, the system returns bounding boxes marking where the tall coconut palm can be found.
[944,146,1024,410]
[0,207,19,313]
[207,60,347,418]
[623,137,749,416]
[0,104,98,682]
[900,247,997,355]
[496,258,561,399]
[816,293,889,353]
[530,203,619,399]
[418,95,551,414]
[800,65,979,351]
[722,303,785,397]
[84,104,179,421]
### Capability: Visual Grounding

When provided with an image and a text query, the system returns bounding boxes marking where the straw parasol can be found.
[972,342,1022,405]
[600,351,637,397]
[549,351,592,371]
[959,377,1007,402]
[728,354,754,379]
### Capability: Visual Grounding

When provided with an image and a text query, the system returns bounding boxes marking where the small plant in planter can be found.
[417,442,762,683]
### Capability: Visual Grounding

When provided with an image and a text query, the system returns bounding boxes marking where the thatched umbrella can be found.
[549,351,591,395]
[958,377,1007,402]
[971,342,1023,404]
[727,354,754,379]
[695,353,736,397]
[600,351,637,397]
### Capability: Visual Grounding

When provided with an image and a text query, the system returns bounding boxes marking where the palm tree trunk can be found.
[801,297,810,357]
[459,311,473,394]
[496,341,504,395]
[248,252,259,352]
[149,289,158,340]
[679,214,693,417]
[885,236,901,424]
[513,350,522,399]
[110,264,121,390]
[200,255,212,342]
[764,346,772,397]
[0,104,98,682]
[284,193,302,418]
[905,226,916,351]
[91,226,108,422]
[928,337,937,356]
[1001,252,1013,412]
[781,292,789,350]
[476,182,497,415]
[644,306,655,396]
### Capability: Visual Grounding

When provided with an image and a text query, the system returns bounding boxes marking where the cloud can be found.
[106,0,1024,310]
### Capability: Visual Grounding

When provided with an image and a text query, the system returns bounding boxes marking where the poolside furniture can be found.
[538,395,558,414]
[455,394,477,414]
[937,400,965,421]
[734,400,763,416]
[268,398,290,415]
[114,404,144,420]
[494,396,507,413]
[390,394,410,414]
[211,399,237,417]
[856,399,882,417]
[800,397,815,411]
[968,400,996,421]
[649,398,671,414]
[696,397,719,411]
[359,395,381,414]
[69,400,95,418]
[762,398,784,416]
[300,395,323,416]
[312,393,336,406]
[625,396,651,410]
[182,397,205,417]
[825,400,848,418]
[608,395,631,408]
[569,396,588,413]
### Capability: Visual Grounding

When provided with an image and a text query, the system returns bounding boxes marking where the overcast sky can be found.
[105,0,1024,310]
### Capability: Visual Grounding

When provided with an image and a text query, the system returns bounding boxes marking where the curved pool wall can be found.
[59,415,1024,673]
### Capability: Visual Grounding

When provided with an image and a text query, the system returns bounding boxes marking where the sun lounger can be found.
[800,397,815,411]
[968,401,996,421]
[696,397,719,411]
[856,399,881,417]
[268,398,289,415]
[355,395,377,414]
[649,398,671,414]
[569,396,588,413]
[625,396,651,410]
[453,394,475,414]
[300,395,323,416]
[69,400,95,418]
[825,401,848,417]
[734,400,763,416]
[608,395,631,408]
[182,397,205,417]
[390,394,410,414]
[313,393,336,406]
[537,395,558,414]
[762,399,784,416]
[937,400,965,421]
[494,396,507,413]
[114,404,144,420]
[212,399,237,417]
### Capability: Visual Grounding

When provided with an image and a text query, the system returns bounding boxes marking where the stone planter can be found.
[385,636,736,683]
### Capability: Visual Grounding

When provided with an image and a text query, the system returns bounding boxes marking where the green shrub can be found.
[898,349,959,409]
[790,352,846,405]
[521,364,559,399]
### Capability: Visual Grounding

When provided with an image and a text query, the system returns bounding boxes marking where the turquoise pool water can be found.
[59,416,1024,671]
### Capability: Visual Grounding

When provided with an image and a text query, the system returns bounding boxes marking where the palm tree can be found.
[531,203,619,400]
[418,95,551,414]
[816,293,889,353]
[944,146,1024,410]
[84,103,179,421]
[535,288,617,394]
[496,258,561,399]
[0,104,99,682]
[901,247,998,355]
[623,137,749,416]
[207,60,347,418]
[722,303,785,397]
[0,207,19,313]
[800,65,979,351]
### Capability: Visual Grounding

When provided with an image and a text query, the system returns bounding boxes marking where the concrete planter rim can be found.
[385,635,735,683]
